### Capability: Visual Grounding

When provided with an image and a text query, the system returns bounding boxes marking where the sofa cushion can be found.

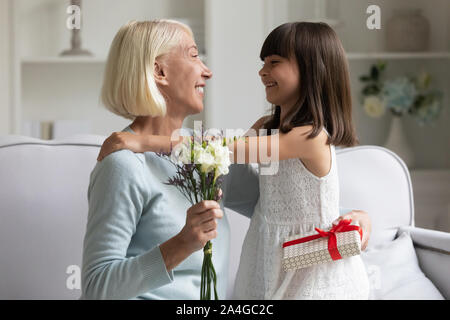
[361,232,444,300]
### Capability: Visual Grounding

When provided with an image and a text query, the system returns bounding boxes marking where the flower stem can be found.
[200,240,218,300]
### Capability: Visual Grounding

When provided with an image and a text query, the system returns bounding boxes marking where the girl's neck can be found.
[279,103,295,125]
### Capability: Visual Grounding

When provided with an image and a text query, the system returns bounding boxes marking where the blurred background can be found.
[0,0,449,232]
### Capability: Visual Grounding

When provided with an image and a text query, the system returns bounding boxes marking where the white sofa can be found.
[0,134,448,300]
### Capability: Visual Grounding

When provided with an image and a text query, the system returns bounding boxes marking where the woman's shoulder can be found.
[91,149,147,186]
[100,149,145,169]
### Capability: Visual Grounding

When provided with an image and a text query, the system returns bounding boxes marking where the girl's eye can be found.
[271,60,279,64]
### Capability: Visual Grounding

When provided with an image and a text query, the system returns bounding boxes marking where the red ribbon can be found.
[282,219,363,261]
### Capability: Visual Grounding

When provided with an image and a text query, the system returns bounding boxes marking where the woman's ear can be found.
[154,60,169,86]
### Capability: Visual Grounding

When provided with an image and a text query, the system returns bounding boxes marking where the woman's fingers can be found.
[180,200,223,252]
[201,218,218,233]
[188,200,220,215]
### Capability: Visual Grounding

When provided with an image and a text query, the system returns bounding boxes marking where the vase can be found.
[386,8,430,52]
[384,116,414,168]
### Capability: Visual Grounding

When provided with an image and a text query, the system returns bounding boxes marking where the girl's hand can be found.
[97,132,145,161]
[332,209,372,251]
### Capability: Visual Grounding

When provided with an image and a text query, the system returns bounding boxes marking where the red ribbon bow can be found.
[282,219,363,261]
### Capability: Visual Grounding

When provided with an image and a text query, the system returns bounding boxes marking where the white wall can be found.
[19,0,204,58]
[0,0,11,135]
[205,0,268,131]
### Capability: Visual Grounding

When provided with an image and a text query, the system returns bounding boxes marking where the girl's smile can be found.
[259,55,300,110]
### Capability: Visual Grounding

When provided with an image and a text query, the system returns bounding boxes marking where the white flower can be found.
[170,140,191,164]
[207,139,232,176]
[363,95,386,118]
[193,143,216,173]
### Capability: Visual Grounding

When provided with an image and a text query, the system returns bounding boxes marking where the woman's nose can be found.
[202,62,213,79]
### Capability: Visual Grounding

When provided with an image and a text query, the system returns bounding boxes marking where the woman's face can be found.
[259,55,300,109]
[157,32,212,116]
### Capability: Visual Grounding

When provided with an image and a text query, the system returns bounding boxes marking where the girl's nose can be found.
[259,65,267,77]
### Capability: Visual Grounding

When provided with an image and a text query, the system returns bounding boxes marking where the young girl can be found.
[97,22,370,299]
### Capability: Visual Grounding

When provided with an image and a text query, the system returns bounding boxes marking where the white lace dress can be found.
[233,131,370,300]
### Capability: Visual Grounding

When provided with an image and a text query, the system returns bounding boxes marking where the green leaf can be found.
[362,84,380,96]
[371,65,379,81]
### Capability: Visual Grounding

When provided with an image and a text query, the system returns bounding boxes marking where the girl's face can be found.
[259,55,300,109]
[157,32,212,116]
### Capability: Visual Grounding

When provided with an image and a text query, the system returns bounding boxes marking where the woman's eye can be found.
[271,60,279,64]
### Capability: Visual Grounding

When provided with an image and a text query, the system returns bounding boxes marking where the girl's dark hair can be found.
[261,22,358,147]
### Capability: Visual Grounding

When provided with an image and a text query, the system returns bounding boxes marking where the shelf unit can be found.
[277,0,450,172]
[346,52,450,60]
[21,56,107,64]
[10,0,207,138]
[20,52,450,65]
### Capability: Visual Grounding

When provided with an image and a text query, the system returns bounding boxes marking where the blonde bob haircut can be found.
[101,20,193,119]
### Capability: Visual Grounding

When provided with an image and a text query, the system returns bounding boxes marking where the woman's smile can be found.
[195,84,205,97]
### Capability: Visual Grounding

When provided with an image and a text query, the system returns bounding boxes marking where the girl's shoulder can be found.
[250,115,270,131]
[289,125,328,143]
[284,125,330,159]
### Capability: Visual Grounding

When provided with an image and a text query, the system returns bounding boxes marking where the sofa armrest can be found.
[397,226,450,299]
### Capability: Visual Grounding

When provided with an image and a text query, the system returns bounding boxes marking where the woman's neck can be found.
[130,113,185,137]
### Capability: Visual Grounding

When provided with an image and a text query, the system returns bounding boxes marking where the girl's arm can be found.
[97,132,182,161]
[97,125,324,163]
[231,125,322,163]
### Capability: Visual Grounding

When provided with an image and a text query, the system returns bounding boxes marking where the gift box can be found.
[282,219,362,271]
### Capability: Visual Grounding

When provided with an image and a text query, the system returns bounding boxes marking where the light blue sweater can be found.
[81,125,352,300]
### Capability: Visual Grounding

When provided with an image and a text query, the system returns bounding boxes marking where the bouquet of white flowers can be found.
[158,129,233,300]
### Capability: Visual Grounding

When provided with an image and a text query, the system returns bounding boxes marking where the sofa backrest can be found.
[0,136,414,299]
[336,145,414,245]
[0,135,103,299]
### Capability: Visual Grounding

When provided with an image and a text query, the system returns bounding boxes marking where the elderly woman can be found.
[82,19,372,300]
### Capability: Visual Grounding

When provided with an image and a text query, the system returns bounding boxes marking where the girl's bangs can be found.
[259,23,294,60]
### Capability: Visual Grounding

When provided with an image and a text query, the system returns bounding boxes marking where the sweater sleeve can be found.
[81,151,173,300]
[223,163,260,218]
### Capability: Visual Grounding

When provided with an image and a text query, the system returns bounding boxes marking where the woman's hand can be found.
[159,200,223,272]
[332,209,372,251]
[97,132,145,161]
[177,200,224,253]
